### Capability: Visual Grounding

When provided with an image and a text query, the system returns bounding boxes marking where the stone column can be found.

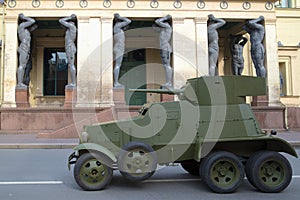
[265,18,281,107]
[172,17,197,89]
[195,17,209,76]
[76,16,102,107]
[2,16,18,107]
[100,16,114,107]
[35,46,44,97]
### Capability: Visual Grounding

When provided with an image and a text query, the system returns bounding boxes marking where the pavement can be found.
[0,130,300,149]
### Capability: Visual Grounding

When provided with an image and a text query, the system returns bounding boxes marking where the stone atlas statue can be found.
[17,13,37,88]
[230,34,248,75]
[244,16,266,77]
[154,15,173,89]
[59,14,77,88]
[113,13,131,88]
[207,14,226,76]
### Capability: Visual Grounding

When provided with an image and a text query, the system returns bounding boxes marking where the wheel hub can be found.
[264,166,274,176]
[89,168,100,178]
[217,166,227,177]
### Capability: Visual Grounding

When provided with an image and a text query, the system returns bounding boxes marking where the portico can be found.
[0,0,284,135]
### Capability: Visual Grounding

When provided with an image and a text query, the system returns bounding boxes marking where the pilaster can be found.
[100,16,114,107]
[2,16,18,107]
[265,18,281,106]
[76,16,102,107]
[172,17,198,89]
[195,17,209,76]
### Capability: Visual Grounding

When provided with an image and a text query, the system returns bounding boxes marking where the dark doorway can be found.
[119,49,146,105]
[43,48,68,95]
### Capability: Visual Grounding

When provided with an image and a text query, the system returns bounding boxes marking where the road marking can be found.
[0,181,63,185]
[1,176,300,185]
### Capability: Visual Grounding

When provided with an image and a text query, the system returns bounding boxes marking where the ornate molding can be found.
[220,0,228,9]
[79,0,88,8]
[197,0,205,9]
[173,0,182,9]
[127,0,135,8]
[150,0,159,8]
[265,1,274,10]
[103,0,112,8]
[8,0,17,8]
[55,0,64,8]
[242,1,251,10]
[32,0,41,8]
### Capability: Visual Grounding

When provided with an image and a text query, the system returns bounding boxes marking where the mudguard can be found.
[68,143,117,170]
[263,137,298,158]
[74,143,117,162]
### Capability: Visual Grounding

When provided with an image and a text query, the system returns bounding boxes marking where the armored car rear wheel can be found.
[118,142,157,182]
[74,153,113,191]
[246,151,292,193]
[200,151,244,193]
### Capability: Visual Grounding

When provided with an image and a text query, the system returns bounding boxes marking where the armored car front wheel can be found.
[200,151,244,193]
[74,153,113,191]
[246,151,292,193]
[118,142,157,182]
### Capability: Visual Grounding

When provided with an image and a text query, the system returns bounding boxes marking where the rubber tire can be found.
[118,141,157,182]
[181,160,200,176]
[246,151,292,193]
[74,153,113,191]
[245,151,265,189]
[200,151,244,193]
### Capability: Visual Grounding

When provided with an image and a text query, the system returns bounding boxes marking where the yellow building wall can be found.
[0,3,5,106]
[276,8,300,106]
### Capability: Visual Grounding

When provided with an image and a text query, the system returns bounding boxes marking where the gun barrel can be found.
[129,89,183,95]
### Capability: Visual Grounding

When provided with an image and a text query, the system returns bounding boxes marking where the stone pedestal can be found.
[113,88,126,105]
[251,95,286,130]
[64,87,77,108]
[251,96,269,107]
[15,87,30,108]
[161,94,174,102]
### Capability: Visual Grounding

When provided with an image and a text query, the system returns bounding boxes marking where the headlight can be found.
[81,132,89,143]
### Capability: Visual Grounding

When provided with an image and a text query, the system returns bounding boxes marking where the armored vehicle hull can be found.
[68,76,297,193]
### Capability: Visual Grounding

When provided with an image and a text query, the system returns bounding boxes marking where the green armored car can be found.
[68,76,297,193]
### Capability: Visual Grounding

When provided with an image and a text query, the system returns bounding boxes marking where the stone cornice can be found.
[5,15,18,23]
[101,16,113,23]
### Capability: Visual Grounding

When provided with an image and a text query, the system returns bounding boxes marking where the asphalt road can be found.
[0,148,299,200]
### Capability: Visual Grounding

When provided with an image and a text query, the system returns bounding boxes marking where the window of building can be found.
[43,48,68,96]
[278,57,292,96]
[275,0,300,8]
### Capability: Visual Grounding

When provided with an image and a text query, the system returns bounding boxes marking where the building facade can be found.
[1,0,299,136]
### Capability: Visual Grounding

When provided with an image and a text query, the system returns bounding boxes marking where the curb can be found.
[290,142,300,147]
[0,142,299,149]
[0,143,77,149]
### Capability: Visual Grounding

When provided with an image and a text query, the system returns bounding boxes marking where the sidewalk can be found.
[0,134,78,149]
[0,131,299,149]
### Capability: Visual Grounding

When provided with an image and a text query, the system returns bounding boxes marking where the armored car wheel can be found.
[74,153,113,191]
[246,151,292,193]
[181,160,200,176]
[118,141,157,182]
[200,151,244,193]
